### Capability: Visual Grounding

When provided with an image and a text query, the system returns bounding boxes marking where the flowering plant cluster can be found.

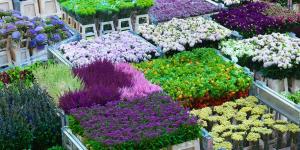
[69,93,201,150]
[214,2,300,37]
[213,2,282,37]
[60,31,159,66]
[0,10,71,49]
[58,0,154,20]
[134,48,251,108]
[138,17,232,53]
[220,33,300,79]
[59,60,161,112]
[190,96,300,150]
[149,0,220,22]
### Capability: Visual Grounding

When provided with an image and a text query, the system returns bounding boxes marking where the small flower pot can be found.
[290,78,300,93]
[10,40,31,66]
[30,45,48,62]
[266,78,285,93]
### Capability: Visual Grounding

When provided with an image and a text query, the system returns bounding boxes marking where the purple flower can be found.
[34,26,44,33]
[0,29,7,36]
[12,31,21,41]
[6,23,16,32]
[51,19,64,26]
[35,33,47,44]
[69,93,198,146]
[29,39,37,48]
[51,33,61,42]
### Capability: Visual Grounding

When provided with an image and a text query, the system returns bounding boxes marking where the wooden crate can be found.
[0,38,12,68]
[38,0,61,17]
[0,0,13,11]
[10,39,31,66]
[20,0,40,18]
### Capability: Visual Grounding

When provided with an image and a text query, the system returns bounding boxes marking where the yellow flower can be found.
[287,123,300,133]
[273,124,288,133]
[246,132,261,142]
[251,105,267,115]
[251,127,272,135]
[231,133,244,141]
[263,118,275,127]
[214,141,233,150]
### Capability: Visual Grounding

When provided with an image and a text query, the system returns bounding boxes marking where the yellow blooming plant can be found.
[190,96,300,149]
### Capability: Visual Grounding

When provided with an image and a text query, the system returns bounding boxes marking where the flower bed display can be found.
[138,17,232,54]
[190,96,300,150]
[149,0,221,22]
[0,82,61,149]
[219,33,300,80]
[33,63,83,104]
[60,31,160,66]
[134,48,252,108]
[0,10,71,49]
[59,60,161,112]
[213,2,300,38]
[68,93,201,150]
[57,0,154,23]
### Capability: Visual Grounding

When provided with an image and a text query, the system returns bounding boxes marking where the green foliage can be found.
[0,82,61,149]
[59,0,154,18]
[284,92,300,104]
[33,63,83,104]
[134,48,252,105]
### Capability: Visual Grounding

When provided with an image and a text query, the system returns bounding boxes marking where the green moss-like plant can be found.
[33,63,83,104]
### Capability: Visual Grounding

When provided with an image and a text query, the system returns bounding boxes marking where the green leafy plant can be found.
[33,63,83,104]
[0,82,61,149]
[134,48,252,108]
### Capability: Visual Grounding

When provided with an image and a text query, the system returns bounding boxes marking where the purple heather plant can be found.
[59,60,162,112]
[149,0,221,22]
[69,93,198,146]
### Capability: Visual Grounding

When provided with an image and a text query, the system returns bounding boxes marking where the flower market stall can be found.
[1,0,300,150]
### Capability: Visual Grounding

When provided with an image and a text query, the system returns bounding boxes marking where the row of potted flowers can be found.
[149,0,221,23]
[213,2,300,38]
[0,9,72,68]
[138,16,232,54]
[59,31,160,67]
[134,48,252,108]
[219,33,300,93]
[191,96,300,150]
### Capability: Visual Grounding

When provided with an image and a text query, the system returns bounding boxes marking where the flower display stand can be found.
[38,0,61,17]
[10,39,31,66]
[79,24,98,39]
[20,0,40,18]
[0,39,12,68]
[135,14,150,32]
[291,78,300,93]
[99,21,115,35]
[117,18,133,31]
[61,9,69,23]
[0,0,13,11]
[169,139,200,150]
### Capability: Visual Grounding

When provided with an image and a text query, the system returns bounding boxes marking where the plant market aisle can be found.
[1,0,300,149]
